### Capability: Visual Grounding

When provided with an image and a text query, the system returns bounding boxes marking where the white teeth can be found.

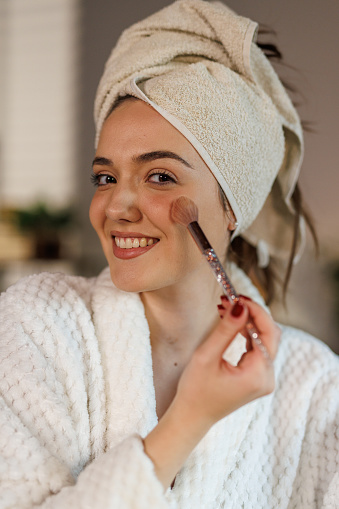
[114,237,156,249]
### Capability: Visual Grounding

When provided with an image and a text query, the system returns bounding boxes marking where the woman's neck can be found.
[140,264,221,358]
[140,265,222,420]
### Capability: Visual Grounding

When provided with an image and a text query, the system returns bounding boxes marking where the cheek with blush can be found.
[142,193,172,219]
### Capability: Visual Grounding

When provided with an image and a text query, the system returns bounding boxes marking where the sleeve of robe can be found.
[287,363,339,509]
[0,274,171,509]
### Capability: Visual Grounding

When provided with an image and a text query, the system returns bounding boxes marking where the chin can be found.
[108,264,184,294]
[108,266,155,293]
[109,268,139,293]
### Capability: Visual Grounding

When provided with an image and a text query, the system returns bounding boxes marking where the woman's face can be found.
[90,99,232,293]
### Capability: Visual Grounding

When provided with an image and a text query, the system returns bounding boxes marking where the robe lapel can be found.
[91,268,158,450]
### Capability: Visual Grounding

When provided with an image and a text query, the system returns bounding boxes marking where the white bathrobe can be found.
[0,265,338,509]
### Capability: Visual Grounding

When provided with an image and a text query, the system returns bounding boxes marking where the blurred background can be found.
[0,0,338,352]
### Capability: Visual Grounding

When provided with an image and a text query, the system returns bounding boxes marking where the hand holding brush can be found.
[171,196,271,361]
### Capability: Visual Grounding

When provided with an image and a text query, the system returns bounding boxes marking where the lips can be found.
[111,231,159,259]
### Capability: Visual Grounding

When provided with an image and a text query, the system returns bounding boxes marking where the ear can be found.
[227,209,238,232]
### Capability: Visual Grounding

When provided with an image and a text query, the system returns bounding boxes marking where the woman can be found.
[1,1,338,508]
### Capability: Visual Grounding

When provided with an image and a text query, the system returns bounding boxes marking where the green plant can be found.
[10,202,74,259]
[14,203,73,232]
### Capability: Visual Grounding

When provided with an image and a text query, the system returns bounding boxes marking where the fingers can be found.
[217,295,231,319]
[199,299,249,359]
[217,295,280,363]
[202,293,280,369]
[240,298,280,361]
[178,295,278,428]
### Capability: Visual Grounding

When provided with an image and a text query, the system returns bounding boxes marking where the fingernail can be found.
[217,304,225,311]
[221,295,230,303]
[231,301,244,318]
[239,294,252,301]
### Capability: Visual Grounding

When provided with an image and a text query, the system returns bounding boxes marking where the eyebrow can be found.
[92,156,113,167]
[133,151,194,169]
[92,151,194,169]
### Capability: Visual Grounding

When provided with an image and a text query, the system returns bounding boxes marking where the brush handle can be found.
[188,222,270,360]
[201,248,238,304]
[244,319,271,361]
[188,222,238,303]
[202,247,270,360]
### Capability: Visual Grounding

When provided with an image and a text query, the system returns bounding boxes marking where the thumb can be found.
[199,301,249,359]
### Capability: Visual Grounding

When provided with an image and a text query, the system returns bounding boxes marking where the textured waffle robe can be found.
[1,266,339,508]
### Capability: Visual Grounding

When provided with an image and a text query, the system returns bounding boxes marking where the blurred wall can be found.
[0,0,79,207]
[77,0,339,352]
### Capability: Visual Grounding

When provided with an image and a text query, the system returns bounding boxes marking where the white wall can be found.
[0,0,80,208]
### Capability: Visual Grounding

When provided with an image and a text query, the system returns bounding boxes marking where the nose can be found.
[105,184,142,223]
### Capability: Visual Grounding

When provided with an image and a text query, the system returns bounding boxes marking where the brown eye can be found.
[148,172,176,184]
[91,173,116,186]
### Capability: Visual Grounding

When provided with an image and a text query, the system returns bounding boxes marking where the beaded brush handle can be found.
[188,222,270,361]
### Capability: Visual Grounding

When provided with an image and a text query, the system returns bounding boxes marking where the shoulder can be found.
[277,324,339,375]
[273,327,339,504]
[274,324,339,417]
[269,326,339,458]
[0,271,103,376]
[0,272,109,482]
[1,270,96,313]
[0,269,110,418]
[0,267,137,360]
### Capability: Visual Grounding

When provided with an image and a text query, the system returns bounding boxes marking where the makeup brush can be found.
[171,196,270,360]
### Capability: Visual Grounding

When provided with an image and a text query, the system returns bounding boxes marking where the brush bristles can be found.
[171,196,199,227]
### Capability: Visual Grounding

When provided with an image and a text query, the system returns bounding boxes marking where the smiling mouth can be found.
[114,236,159,249]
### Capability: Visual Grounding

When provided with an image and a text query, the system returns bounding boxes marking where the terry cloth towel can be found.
[94,0,305,265]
